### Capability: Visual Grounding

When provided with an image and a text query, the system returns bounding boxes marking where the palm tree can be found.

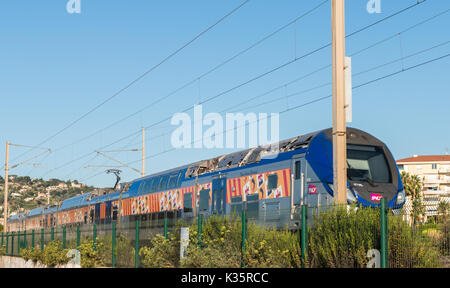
[401,171,422,200]
[437,200,450,223]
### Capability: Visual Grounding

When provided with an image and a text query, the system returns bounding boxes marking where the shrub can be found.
[20,247,43,263]
[181,215,242,268]
[0,245,6,256]
[140,233,179,268]
[40,240,70,267]
[388,216,442,268]
[77,238,107,268]
[307,206,380,268]
[244,223,301,268]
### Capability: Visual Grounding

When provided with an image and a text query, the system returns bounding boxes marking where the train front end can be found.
[306,128,405,209]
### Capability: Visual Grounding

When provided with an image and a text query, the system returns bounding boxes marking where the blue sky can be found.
[0,0,449,187]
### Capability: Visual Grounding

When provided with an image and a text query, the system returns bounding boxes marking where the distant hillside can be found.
[0,175,96,215]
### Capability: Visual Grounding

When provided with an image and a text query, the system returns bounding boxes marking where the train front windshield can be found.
[346,144,392,183]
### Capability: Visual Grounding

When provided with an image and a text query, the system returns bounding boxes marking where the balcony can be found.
[423,177,450,184]
[439,167,450,174]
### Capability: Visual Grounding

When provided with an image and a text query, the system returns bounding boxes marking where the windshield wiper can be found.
[364,175,378,187]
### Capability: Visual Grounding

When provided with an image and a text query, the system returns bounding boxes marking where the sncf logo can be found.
[308,185,317,195]
[371,193,383,202]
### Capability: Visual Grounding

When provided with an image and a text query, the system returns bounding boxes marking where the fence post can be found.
[51,227,54,242]
[93,223,97,251]
[301,205,308,267]
[6,232,9,255]
[17,231,20,256]
[197,214,203,249]
[1,232,3,247]
[135,219,140,268]
[40,229,44,251]
[62,226,66,249]
[23,230,27,249]
[112,222,116,268]
[76,225,80,248]
[11,231,14,256]
[241,209,247,268]
[32,230,35,249]
[380,198,388,268]
[164,213,168,239]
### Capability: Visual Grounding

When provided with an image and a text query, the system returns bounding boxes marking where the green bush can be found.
[77,238,107,268]
[40,240,70,267]
[20,247,43,263]
[0,245,6,256]
[244,223,301,268]
[306,206,380,268]
[140,233,179,268]
[181,215,242,268]
[388,216,442,268]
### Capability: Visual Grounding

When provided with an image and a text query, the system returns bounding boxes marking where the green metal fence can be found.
[2,203,449,268]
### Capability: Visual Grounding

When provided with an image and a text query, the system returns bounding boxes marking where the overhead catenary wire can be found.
[38,0,432,182]
[9,0,251,164]
[43,0,331,156]
[79,52,450,183]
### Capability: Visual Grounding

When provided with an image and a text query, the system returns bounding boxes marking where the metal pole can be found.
[23,230,27,249]
[301,205,308,267]
[164,213,168,239]
[93,223,97,251]
[18,230,20,255]
[1,232,3,247]
[380,198,388,268]
[6,232,9,255]
[112,222,116,268]
[197,214,202,249]
[11,231,14,256]
[76,224,80,248]
[331,0,347,204]
[4,142,9,232]
[62,226,66,249]
[51,227,54,241]
[40,228,44,251]
[32,230,35,249]
[135,219,140,268]
[241,209,247,268]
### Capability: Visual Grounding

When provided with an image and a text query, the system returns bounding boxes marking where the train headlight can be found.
[396,190,405,205]
[328,184,357,203]
[347,188,357,203]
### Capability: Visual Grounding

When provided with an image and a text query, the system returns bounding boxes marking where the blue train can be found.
[7,127,405,232]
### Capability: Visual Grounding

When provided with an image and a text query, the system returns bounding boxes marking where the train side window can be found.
[159,175,169,191]
[151,177,159,192]
[295,161,301,180]
[268,174,278,190]
[183,193,193,213]
[176,171,184,187]
[231,196,242,215]
[146,179,153,194]
[199,189,210,212]
[167,174,178,189]
[138,182,144,195]
[112,205,118,221]
[246,194,259,219]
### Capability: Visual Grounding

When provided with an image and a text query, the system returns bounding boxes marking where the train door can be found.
[212,176,227,215]
[95,203,101,224]
[292,156,306,206]
[106,201,112,224]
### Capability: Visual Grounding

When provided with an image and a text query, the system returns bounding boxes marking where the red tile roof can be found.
[397,155,450,163]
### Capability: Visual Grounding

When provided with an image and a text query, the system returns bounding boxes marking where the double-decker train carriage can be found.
[7,127,405,232]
